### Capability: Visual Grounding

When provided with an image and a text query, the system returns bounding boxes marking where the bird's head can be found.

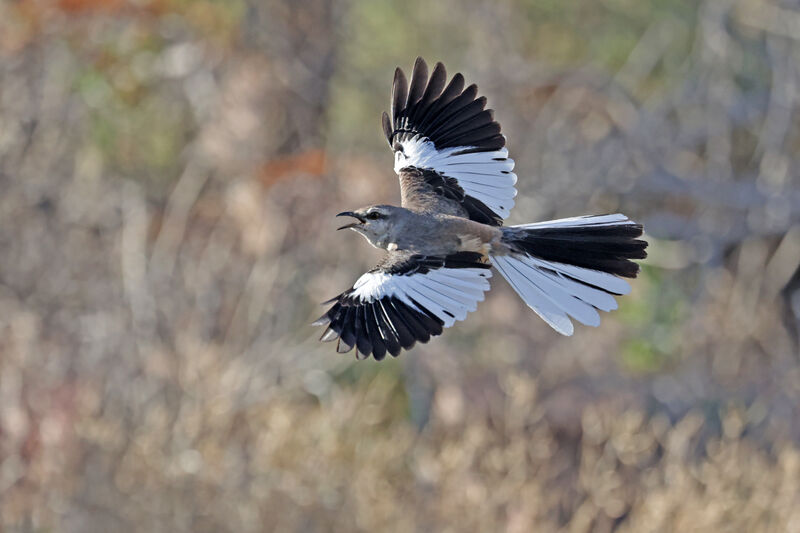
[336,205,402,249]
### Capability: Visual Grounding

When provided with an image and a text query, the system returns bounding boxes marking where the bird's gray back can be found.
[399,167,471,219]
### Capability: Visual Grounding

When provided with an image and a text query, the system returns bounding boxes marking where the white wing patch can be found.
[394,136,517,219]
[352,266,492,328]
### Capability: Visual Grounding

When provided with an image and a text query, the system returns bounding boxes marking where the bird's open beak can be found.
[336,211,366,230]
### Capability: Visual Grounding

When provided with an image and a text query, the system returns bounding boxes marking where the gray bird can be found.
[314,58,647,360]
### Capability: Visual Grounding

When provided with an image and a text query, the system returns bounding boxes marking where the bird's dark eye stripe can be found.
[366,212,382,219]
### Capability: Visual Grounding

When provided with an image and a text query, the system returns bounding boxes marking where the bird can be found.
[313,57,648,360]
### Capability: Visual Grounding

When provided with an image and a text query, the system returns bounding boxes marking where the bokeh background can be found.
[1,0,799,531]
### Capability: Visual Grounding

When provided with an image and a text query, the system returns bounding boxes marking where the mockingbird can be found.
[314,58,647,360]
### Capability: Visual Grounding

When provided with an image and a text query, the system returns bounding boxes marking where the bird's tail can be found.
[489,214,647,335]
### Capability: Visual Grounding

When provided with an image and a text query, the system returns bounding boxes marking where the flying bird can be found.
[313,58,647,360]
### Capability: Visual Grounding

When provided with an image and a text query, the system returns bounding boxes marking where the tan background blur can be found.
[1,0,800,531]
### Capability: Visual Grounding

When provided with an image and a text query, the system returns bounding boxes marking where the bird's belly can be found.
[456,233,490,254]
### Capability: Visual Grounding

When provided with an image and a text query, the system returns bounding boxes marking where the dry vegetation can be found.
[0,0,799,531]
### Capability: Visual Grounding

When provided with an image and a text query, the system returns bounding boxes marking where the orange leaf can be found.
[258,149,326,187]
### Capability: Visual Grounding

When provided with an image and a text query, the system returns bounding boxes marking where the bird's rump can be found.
[385,57,517,225]
[313,251,492,360]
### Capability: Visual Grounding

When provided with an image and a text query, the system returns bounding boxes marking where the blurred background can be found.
[1,0,799,531]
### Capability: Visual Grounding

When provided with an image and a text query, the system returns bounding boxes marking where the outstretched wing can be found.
[313,251,492,360]
[383,57,517,226]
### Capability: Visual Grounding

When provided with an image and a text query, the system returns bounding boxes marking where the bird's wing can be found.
[383,57,517,226]
[313,251,492,360]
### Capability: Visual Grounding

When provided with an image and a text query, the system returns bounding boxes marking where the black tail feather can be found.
[505,221,648,278]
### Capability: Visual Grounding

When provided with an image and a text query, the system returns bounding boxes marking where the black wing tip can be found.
[392,67,409,123]
[386,60,506,160]
[336,338,354,353]
[382,111,392,144]
[316,291,450,361]
[406,58,430,110]
[392,68,407,95]
[312,316,330,327]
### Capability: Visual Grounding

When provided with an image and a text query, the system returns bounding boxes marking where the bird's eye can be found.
[365,212,382,220]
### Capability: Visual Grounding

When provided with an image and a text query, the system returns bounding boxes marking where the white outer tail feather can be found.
[513,213,634,229]
[490,214,637,336]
